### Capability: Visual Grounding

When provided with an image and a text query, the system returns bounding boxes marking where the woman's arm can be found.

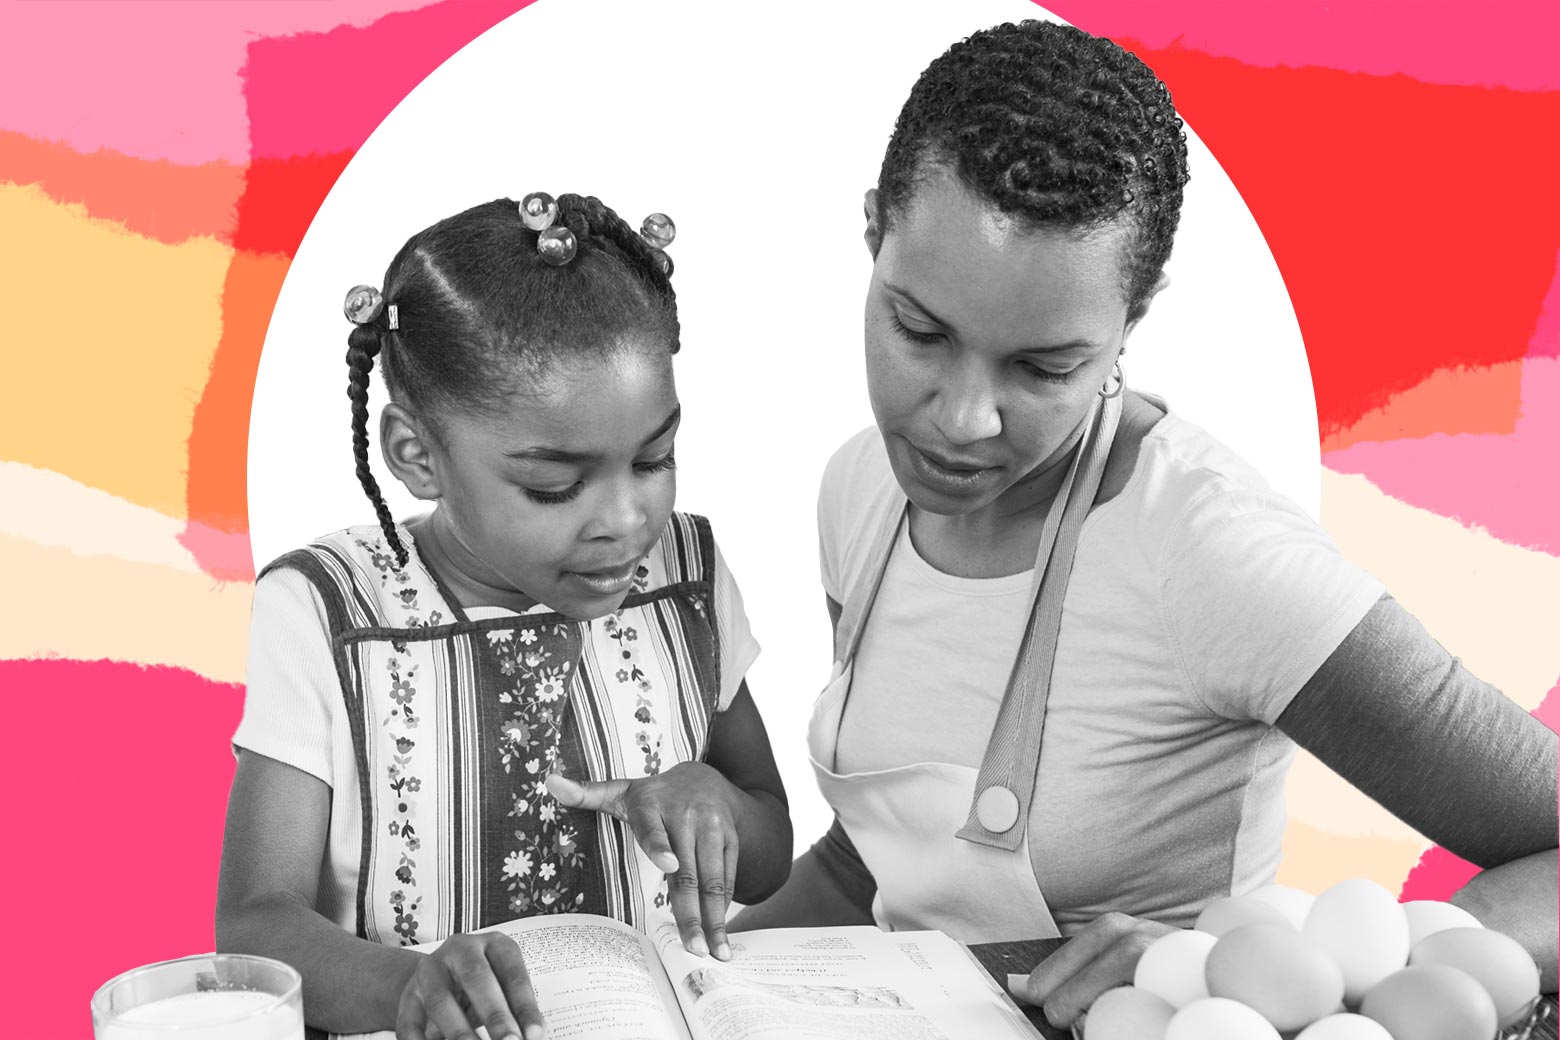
[1021,594,1558,1026]
[1276,593,1558,988]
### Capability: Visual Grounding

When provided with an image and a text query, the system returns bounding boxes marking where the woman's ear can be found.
[381,403,442,502]
[1124,272,1171,340]
[863,188,884,260]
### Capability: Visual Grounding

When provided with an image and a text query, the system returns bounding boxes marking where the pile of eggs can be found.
[1082,879,1542,1040]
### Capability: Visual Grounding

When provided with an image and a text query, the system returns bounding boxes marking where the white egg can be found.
[1402,900,1484,947]
[1409,926,1540,1028]
[1083,985,1176,1040]
[1165,997,1282,1040]
[1302,878,1410,1003]
[1205,923,1345,1030]
[1247,883,1316,930]
[1360,964,1498,1040]
[1134,930,1219,1009]
[1294,1012,1395,1039]
[1195,895,1295,937]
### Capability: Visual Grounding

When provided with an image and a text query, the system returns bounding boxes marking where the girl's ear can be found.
[381,403,443,501]
[863,189,884,260]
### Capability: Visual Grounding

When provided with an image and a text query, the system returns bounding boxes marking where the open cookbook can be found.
[335,912,1043,1040]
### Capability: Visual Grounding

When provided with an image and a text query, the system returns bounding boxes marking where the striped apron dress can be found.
[263,513,723,946]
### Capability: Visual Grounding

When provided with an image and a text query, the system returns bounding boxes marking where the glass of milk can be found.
[91,953,304,1039]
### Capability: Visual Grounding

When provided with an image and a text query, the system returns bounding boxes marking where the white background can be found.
[249,0,1317,851]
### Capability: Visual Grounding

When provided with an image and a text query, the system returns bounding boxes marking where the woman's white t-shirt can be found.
[818,413,1383,932]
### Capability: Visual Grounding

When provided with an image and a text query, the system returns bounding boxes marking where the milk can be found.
[97,990,303,1039]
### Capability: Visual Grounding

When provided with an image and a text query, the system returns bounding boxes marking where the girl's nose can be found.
[933,363,1002,445]
[585,477,649,542]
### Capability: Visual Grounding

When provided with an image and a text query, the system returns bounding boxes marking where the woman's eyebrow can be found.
[503,405,681,464]
[883,282,952,330]
[885,282,1102,354]
[1018,339,1102,355]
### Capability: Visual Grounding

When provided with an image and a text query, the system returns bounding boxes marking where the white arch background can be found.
[250,0,1316,851]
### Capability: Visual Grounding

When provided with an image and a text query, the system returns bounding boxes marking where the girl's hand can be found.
[1013,912,1178,1029]
[547,765,741,961]
[396,932,545,1040]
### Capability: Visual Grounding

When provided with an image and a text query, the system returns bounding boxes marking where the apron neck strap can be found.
[832,492,907,666]
[834,395,1120,667]
[956,391,1122,850]
[830,393,1123,851]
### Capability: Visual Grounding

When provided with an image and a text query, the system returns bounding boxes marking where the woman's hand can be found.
[396,931,545,1040]
[547,764,742,960]
[1014,913,1178,1028]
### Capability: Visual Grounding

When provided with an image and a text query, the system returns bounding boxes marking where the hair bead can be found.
[537,226,578,266]
[343,284,386,325]
[640,213,676,249]
[519,191,559,231]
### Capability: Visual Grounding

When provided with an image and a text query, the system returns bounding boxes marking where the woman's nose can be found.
[933,363,1002,444]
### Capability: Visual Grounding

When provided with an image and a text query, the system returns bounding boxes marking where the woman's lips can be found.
[905,440,1000,494]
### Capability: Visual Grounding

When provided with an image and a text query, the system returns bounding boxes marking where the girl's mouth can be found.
[566,560,640,596]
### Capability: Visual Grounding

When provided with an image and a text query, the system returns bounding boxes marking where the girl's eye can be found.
[636,451,676,475]
[1017,359,1075,384]
[888,314,943,345]
[525,452,673,504]
[524,484,582,506]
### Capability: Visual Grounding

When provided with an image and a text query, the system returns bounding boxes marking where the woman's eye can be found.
[1018,359,1074,384]
[888,314,943,344]
[524,484,582,505]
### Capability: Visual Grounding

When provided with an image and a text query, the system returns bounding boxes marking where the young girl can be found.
[217,193,792,1040]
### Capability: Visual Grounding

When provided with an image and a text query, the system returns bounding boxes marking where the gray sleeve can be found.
[1276,593,1558,868]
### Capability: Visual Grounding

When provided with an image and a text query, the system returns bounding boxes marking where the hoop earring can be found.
[1099,359,1125,400]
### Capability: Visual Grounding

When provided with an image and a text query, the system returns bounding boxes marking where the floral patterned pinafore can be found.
[262,513,722,946]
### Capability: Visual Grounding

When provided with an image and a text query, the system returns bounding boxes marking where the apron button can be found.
[976,785,1020,833]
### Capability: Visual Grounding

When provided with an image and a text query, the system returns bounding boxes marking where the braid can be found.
[345,323,409,568]
[556,194,678,340]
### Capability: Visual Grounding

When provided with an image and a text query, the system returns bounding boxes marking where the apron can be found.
[264,513,722,946]
[808,393,1122,943]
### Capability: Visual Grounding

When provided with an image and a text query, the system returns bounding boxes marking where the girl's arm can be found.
[1275,593,1558,988]
[217,750,419,1030]
[547,680,793,961]
[731,593,878,932]
[218,751,547,1039]
[705,680,795,905]
[730,816,878,930]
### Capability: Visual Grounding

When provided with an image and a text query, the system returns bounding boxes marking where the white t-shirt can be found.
[818,413,1384,931]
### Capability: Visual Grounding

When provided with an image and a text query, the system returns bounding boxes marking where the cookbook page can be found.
[333,913,689,1040]
[650,918,1041,1040]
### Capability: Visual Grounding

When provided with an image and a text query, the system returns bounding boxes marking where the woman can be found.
[733,19,1557,1029]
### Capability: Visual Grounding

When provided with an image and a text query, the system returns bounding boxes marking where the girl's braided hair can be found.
[877,20,1190,314]
[345,194,678,567]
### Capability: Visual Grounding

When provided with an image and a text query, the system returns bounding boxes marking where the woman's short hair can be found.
[877,20,1190,313]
